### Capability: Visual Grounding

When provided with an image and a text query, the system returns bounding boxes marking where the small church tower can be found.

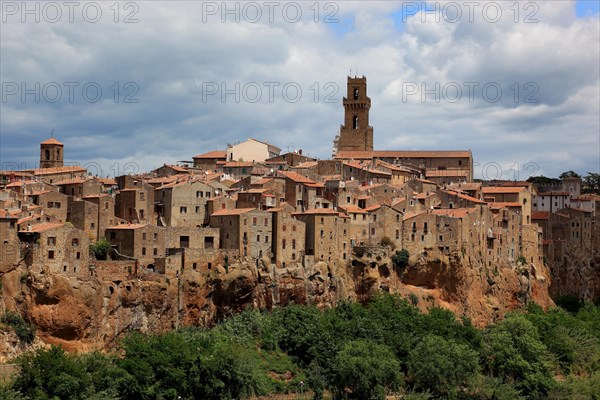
[40,136,64,169]
[333,76,374,154]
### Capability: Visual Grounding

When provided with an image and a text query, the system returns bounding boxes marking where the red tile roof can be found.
[40,137,63,145]
[296,208,340,215]
[32,166,86,176]
[482,187,526,194]
[432,208,476,218]
[106,223,148,230]
[340,205,367,214]
[19,222,64,232]
[489,202,522,208]
[193,150,227,159]
[336,150,472,159]
[532,211,550,220]
[278,171,315,184]
[425,169,469,177]
[0,209,18,219]
[211,208,256,216]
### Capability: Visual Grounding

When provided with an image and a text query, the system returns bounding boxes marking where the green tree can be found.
[332,339,402,400]
[582,172,600,194]
[89,238,112,260]
[392,249,410,270]
[559,171,581,179]
[482,316,554,398]
[407,334,478,398]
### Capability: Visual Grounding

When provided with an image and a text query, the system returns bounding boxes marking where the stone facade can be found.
[334,76,374,153]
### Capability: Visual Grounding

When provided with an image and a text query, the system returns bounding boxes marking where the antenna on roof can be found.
[50,129,54,137]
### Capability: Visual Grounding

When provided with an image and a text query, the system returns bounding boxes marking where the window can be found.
[196,191,203,198]
[257,235,260,242]
[196,206,201,213]
[353,87,359,100]
[206,192,211,198]
[48,250,55,259]
[396,214,400,222]
[180,206,187,214]
[142,247,146,256]
[265,236,269,243]
[264,218,268,226]
[362,214,366,221]
[292,225,296,232]
[283,225,286,232]
[320,217,324,224]
[352,115,359,129]
[282,239,286,249]
[154,233,157,240]
[373,215,377,222]
[153,248,158,255]
[47,237,56,245]
[252,217,257,226]
[396,230,400,239]
[292,239,296,249]
[371,228,375,235]
[91,222,95,229]
[140,191,145,201]
[110,232,116,240]
[76,252,81,259]
[142,233,146,240]
[72,238,79,246]
[320,230,324,238]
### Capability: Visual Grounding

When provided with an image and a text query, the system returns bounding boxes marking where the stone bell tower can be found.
[40,136,64,169]
[333,76,374,154]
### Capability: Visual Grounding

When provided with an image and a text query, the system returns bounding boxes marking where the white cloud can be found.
[0,0,598,179]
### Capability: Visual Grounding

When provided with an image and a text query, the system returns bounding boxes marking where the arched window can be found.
[353,88,359,100]
[45,149,50,160]
[352,115,359,129]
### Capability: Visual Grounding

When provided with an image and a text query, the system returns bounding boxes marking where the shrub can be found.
[380,236,395,250]
[392,249,410,270]
[90,238,112,260]
[1,311,35,344]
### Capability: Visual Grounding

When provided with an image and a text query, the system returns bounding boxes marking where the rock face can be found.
[1,248,556,353]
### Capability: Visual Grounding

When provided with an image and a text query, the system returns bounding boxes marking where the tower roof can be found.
[40,137,63,145]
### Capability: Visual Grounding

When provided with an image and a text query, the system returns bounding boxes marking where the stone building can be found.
[29,189,69,222]
[18,222,90,277]
[192,150,227,170]
[68,195,120,242]
[269,203,306,267]
[115,188,155,225]
[155,179,215,227]
[209,208,273,259]
[334,76,374,153]
[482,186,532,225]
[56,176,104,198]
[39,137,64,169]
[0,209,20,274]
[105,224,166,267]
[294,208,350,263]
[226,138,281,163]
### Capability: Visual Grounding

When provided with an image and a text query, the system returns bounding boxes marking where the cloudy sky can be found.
[1,0,598,179]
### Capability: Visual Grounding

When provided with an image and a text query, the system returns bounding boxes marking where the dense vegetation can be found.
[2,294,599,399]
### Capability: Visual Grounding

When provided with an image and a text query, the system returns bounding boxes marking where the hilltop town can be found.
[1,76,598,351]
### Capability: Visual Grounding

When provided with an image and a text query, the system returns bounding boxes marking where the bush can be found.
[1,312,35,344]
[392,249,410,270]
[380,236,395,250]
[333,339,402,399]
[407,335,479,397]
[90,238,112,260]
